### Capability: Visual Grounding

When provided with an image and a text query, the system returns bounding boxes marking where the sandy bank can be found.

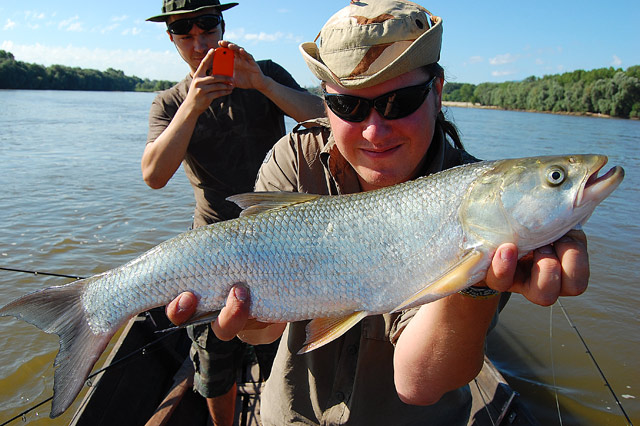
[441,101,626,120]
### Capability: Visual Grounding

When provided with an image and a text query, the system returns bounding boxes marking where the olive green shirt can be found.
[147,60,305,228]
[255,118,478,426]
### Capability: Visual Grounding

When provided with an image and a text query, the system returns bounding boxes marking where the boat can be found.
[69,308,538,426]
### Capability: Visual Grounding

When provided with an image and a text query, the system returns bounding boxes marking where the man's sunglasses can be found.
[323,76,437,122]
[167,14,223,35]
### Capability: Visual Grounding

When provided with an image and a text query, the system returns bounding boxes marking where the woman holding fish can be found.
[3,0,619,422]
[167,1,591,424]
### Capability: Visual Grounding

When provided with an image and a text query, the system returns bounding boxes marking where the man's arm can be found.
[221,41,324,123]
[393,292,499,405]
[142,43,323,190]
[142,48,233,189]
[256,75,324,123]
[392,229,589,405]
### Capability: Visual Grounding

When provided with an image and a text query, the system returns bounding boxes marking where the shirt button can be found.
[335,391,345,402]
[347,345,357,355]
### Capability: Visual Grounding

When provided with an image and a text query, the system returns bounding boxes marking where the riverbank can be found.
[443,101,499,110]
[442,101,627,120]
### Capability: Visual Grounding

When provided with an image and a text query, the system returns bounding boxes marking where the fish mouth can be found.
[577,156,625,208]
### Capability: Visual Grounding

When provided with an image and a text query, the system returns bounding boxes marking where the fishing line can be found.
[549,305,564,425]
[0,266,85,280]
[472,378,498,426]
[557,300,634,426]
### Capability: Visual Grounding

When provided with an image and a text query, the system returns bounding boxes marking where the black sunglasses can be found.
[323,76,437,122]
[167,14,223,35]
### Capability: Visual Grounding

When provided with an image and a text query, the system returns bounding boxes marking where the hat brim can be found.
[300,16,442,89]
[146,3,238,22]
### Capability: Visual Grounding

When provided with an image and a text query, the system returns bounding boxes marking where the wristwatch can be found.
[458,286,500,299]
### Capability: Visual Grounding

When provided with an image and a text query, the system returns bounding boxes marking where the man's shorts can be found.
[187,323,246,398]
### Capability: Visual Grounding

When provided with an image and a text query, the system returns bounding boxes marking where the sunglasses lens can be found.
[168,15,221,35]
[167,20,191,35]
[375,87,425,120]
[195,15,222,31]
[324,94,370,122]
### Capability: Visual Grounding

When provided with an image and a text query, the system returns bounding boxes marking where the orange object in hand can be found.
[212,47,234,77]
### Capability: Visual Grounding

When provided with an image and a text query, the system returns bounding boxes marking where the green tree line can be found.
[3,49,639,118]
[0,50,176,92]
[443,66,640,119]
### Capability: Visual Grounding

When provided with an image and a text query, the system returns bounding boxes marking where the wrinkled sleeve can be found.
[254,133,300,192]
[389,308,420,346]
[147,95,172,145]
[389,293,509,345]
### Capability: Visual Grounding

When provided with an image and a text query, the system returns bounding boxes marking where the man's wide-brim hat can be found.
[300,0,442,89]
[147,0,238,22]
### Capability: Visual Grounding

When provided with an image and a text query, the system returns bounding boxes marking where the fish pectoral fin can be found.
[227,192,321,216]
[298,311,368,354]
[392,249,486,312]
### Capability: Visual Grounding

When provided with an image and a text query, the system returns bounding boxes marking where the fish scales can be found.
[0,155,624,418]
[82,160,493,333]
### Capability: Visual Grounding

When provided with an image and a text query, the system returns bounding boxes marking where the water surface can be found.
[450,106,640,425]
[0,91,638,425]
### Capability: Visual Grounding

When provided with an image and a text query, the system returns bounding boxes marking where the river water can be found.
[0,90,638,425]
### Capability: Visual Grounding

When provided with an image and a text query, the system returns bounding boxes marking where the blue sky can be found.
[1,0,638,87]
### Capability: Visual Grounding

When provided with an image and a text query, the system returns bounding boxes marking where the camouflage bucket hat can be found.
[300,0,442,89]
[147,0,238,22]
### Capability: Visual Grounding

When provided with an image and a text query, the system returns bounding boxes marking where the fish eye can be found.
[546,166,566,186]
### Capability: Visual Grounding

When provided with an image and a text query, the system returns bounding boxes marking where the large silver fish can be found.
[1,154,624,417]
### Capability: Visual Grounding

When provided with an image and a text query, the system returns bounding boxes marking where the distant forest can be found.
[0,50,176,92]
[443,66,640,119]
[2,49,639,118]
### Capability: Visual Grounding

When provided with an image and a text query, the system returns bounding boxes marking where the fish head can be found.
[461,155,624,253]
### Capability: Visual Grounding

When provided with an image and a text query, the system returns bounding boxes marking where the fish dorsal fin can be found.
[392,249,486,312]
[298,311,368,354]
[227,192,321,217]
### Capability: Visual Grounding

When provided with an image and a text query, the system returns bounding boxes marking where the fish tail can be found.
[0,278,113,418]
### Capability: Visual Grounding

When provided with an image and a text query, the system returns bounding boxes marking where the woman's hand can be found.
[486,229,589,305]
[165,286,286,344]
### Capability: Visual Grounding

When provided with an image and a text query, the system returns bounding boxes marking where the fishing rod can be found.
[0,266,85,280]
[556,300,634,426]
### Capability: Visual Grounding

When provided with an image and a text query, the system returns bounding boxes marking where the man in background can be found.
[143,1,323,424]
